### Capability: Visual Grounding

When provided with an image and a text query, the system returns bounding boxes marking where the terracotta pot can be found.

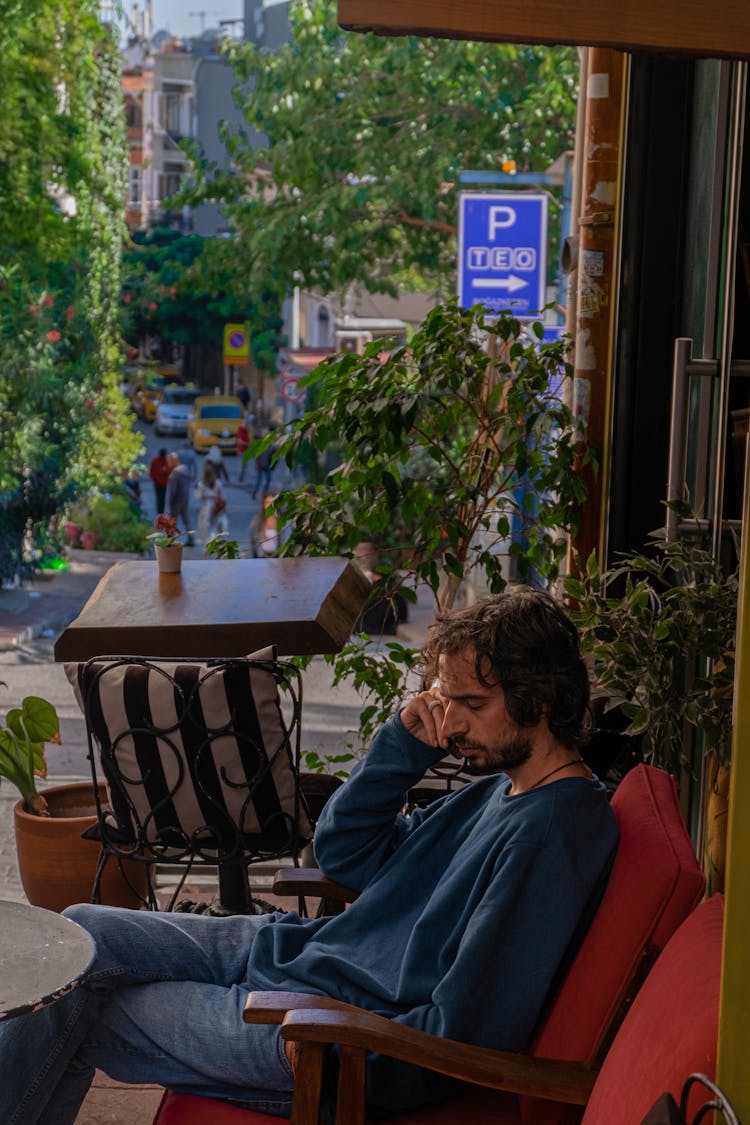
[13,782,148,913]
[155,543,183,573]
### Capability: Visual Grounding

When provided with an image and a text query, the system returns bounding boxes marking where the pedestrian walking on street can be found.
[148,448,170,515]
[165,452,194,546]
[251,433,276,500]
[237,383,251,410]
[235,415,253,482]
[195,462,228,545]
[206,443,229,483]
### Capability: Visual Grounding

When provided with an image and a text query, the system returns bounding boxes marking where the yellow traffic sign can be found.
[223,323,250,366]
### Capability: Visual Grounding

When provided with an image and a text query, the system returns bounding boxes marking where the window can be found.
[127,167,142,208]
[161,84,185,138]
[160,162,184,201]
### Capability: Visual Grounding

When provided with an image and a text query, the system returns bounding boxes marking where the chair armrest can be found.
[272,868,359,904]
[280,1008,597,1106]
[243,991,365,1025]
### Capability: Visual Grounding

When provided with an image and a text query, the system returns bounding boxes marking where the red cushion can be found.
[154,1091,278,1123]
[582,893,723,1124]
[154,1088,520,1124]
[520,764,704,1124]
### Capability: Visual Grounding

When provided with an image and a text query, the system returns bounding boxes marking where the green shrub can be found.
[76,491,150,553]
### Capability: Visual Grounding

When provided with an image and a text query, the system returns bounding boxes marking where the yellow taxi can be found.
[186,395,245,453]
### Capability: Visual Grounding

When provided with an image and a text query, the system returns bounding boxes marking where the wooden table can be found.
[0,900,96,1020]
[53,557,371,662]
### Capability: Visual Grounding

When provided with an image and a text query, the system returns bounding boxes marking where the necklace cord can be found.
[528,756,586,791]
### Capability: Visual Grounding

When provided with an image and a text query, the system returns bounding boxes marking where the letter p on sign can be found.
[488,206,516,238]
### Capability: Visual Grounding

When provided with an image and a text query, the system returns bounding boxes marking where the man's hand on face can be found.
[400,687,449,751]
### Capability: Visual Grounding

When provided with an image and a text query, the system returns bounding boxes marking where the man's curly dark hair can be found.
[420,589,590,750]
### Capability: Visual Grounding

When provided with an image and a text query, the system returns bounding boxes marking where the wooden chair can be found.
[67,648,316,915]
[152,763,705,1124]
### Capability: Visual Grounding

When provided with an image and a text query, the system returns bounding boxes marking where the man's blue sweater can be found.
[245,715,619,1111]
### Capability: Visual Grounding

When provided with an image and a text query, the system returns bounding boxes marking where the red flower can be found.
[149,302,158,311]
[30,305,40,318]
[85,396,94,411]
[169,287,177,299]
[123,293,132,304]
[66,305,75,321]
[42,294,54,307]
[46,330,61,342]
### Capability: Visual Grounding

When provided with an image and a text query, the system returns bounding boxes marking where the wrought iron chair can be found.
[67,648,317,915]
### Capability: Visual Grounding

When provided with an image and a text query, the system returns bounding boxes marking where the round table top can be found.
[0,900,96,1020]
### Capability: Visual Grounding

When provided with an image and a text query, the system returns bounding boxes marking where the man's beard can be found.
[453,734,533,775]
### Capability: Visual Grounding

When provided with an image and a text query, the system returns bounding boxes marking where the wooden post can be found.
[569,48,627,568]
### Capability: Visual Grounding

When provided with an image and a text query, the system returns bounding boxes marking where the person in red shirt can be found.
[235,415,253,482]
[149,448,170,515]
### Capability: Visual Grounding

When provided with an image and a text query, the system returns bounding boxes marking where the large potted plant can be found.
[253,300,594,751]
[3,690,146,911]
[564,515,738,893]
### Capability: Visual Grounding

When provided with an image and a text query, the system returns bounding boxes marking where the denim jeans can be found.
[0,904,295,1125]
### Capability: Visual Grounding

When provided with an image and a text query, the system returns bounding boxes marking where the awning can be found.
[338,0,750,59]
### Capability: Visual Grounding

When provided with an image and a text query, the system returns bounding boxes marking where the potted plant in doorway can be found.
[2,688,146,912]
[564,515,738,894]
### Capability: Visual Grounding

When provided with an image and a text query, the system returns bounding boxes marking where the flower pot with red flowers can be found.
[149,515,190,573]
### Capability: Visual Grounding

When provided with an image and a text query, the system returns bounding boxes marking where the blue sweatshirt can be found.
[245,715,619,1112]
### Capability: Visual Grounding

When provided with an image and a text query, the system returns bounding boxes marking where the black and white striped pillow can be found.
[66,649,312,855]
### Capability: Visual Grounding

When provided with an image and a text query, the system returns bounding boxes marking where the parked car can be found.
[186,396,245,453]
[154,387,201,436]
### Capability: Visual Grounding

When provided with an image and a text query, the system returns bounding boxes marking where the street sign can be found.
[223,323,250,366]
[457,192,548,319]
[280,373,305,405]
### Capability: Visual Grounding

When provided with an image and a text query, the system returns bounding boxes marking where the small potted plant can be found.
[2,687,147,911]
[149,514,188,573]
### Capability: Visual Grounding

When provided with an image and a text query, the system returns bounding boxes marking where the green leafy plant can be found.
[0,685,61,816]
[252,300,595,748]
[76,491,151,553]
[564,517,738,776]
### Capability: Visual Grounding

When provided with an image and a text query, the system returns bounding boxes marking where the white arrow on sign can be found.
[473,275,528,293]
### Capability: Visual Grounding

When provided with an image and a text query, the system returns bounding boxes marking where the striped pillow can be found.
[66,650,312,856]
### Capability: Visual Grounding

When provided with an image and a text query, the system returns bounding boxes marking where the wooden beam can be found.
[338,0,750,59]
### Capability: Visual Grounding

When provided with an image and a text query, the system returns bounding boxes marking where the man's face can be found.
[436,647,532,775]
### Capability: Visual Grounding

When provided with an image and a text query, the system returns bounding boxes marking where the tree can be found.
[0,1,138,579]
[120,229,283,374]
[188,0,578,298]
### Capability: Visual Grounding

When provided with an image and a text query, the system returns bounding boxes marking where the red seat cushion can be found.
[520,764,704,1124]
[582,893,723,1124]
[154,1088,520,1124]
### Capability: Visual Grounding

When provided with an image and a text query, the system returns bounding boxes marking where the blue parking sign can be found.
[458,193,548,319]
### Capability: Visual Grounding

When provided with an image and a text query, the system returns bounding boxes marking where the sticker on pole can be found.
[457,193,548,319]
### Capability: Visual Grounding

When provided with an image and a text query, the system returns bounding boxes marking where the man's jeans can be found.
[0,905,295,1125]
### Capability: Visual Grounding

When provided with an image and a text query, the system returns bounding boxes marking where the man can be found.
[148,447,170,515]
[165,451,194,546]
[206,441,229,483]
[0,590,618,1123]
[236,414,253,482]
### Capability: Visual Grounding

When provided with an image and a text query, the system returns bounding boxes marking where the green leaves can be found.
[565,523,738,774]
[0,693,61,808]
[185,3,578,296]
